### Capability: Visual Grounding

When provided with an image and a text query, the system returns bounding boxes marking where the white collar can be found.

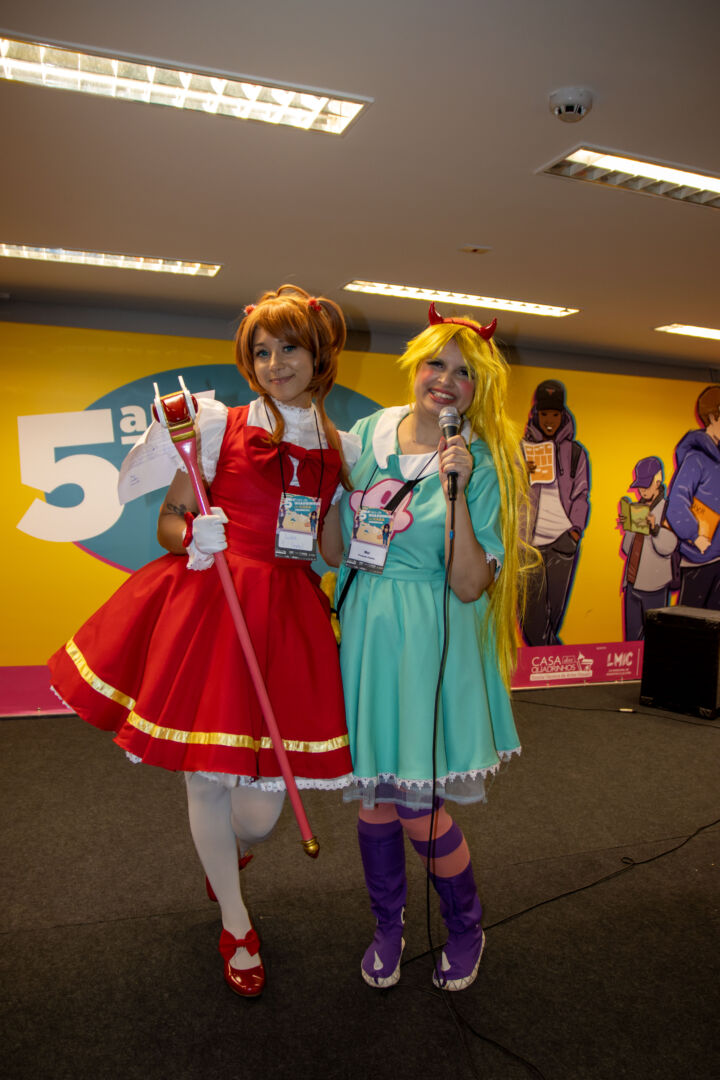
[247,396,318,433]
[372,405,472,467]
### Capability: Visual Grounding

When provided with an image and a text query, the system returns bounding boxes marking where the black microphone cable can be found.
[402,434,550,1079]
[402,470,549,1079]
[423,490,455,981]
[411,492,548,1080]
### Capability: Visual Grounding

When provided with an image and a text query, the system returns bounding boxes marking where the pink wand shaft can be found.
[175,440,317,851]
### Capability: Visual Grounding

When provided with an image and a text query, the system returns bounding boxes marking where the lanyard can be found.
[359,450,438,510]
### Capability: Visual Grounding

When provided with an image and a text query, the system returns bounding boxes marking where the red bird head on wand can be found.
[151,376,199,445]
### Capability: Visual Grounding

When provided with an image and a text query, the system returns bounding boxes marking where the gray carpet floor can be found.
[2,682,718,1080]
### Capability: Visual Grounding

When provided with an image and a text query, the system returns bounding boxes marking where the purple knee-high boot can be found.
[357,818,407,988]
[429,862,484,991]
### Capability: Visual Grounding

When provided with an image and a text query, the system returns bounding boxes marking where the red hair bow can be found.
[307,297,322,312]
[428,302,496,341]
[243,304,256,316]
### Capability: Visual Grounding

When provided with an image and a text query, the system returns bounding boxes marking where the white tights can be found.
[184,774,285,967]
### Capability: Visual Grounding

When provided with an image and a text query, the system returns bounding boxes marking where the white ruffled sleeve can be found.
[194,399,229,485]
[331,431,362,505]
[117,395,228,504]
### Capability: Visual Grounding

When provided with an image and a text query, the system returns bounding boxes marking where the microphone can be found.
[438,406,462,501]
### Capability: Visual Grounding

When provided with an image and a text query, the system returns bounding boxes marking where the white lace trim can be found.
[123,755,354,789]
[190,770,354,791]
[184,538,215,571]
[349,749,520,792]
[248,397,327,447]
[246,398,360,465]
[50,685,73,711]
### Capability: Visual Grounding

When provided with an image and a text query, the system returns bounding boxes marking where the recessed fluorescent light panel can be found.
[544,147,720,208]
[0,243,221,276]
[655,324,720,342]
[0,36,367,134]
[344,281,578,318]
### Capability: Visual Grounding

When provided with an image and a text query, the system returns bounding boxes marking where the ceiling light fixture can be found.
[343,281,578,318]
[0,243,221,276]
[0,35,367,135]
[654,323,720,342]
[543,147,720,208]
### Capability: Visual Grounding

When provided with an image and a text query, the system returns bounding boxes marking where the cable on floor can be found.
[403,814,719,1080]
[511,695,719,729]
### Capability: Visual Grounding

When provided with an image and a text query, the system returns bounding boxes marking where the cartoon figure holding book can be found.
[520,379,590,645]
[666,385,720,610]
[618,456,677,639]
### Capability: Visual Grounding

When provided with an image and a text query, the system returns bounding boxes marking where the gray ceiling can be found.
[1,0,719,372]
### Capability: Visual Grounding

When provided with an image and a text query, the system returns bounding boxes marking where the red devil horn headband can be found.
[427,302,497,342]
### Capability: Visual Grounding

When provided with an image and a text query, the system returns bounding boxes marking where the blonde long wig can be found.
[235,284,350,486]
[399,320,534,687]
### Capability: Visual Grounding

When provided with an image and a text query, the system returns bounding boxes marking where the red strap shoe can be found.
[218,927,265,997]
[205,852,254,902]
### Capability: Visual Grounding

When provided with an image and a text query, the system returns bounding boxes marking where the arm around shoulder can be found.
[320,502,344,567]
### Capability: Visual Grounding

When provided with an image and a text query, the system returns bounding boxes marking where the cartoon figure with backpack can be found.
[617,456,678,639]
[520,379,590,646]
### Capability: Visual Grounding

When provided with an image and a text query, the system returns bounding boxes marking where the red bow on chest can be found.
[244,427,331,495]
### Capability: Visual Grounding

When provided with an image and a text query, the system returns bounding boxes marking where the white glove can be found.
[186,506,228,571]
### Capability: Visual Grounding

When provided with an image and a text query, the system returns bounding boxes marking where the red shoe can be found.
[218,927,265,997]
[205,852,254,902]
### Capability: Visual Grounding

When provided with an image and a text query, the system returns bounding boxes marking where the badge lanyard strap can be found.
[359,449,439,511]
[264,402,325,502]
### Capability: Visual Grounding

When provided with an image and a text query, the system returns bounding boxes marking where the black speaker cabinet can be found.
[640,606,720,719]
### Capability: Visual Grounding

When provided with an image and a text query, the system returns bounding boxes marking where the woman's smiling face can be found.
[413,339,475,422]
[252,328,315,408]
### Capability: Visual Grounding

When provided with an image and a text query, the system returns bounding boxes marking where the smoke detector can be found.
[549,87,593,123]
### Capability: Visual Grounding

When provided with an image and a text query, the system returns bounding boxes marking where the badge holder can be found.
[275,493,321,561]
[345,505,393,573]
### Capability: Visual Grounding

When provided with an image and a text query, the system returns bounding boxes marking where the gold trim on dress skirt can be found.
[66,638,136,710]
[125,711,349,753]
[65,638,349,754]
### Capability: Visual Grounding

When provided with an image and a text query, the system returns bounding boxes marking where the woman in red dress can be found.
[49,285,358,996]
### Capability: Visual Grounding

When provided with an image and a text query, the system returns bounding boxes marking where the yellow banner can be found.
[3,321,709,664]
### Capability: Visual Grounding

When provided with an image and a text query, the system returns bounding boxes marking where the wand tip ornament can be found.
[151,377,199,444]
[302,836,320,858]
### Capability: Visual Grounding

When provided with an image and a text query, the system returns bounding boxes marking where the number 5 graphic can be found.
[17,410,123,542]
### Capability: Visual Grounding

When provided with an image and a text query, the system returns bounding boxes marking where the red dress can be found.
[48,406,352,786]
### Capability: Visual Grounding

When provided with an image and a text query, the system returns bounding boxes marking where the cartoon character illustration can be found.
[666,385,720,609]
[618,457,677,640]
[520,379,590,646]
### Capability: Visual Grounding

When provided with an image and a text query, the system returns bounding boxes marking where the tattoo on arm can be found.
[162,501,189,518]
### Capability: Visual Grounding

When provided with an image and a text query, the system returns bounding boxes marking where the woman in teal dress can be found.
[322,305,531,992]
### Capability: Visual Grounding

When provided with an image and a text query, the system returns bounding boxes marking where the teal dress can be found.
[336,406,520,809]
